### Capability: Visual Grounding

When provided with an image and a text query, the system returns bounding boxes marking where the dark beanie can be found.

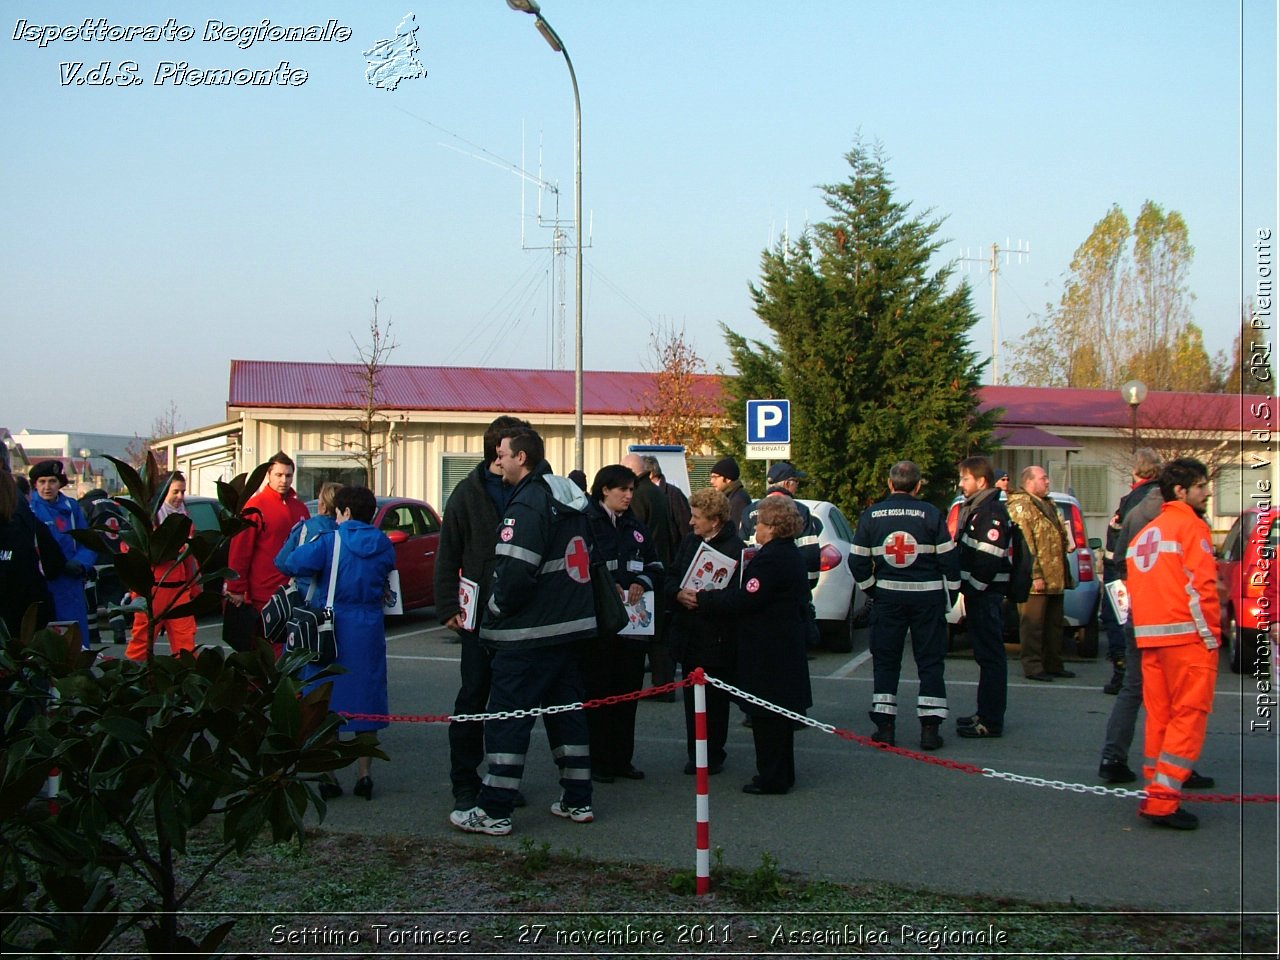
[710,457,740,482]
[29,460,70,486]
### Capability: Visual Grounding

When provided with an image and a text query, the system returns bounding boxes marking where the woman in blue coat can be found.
[276,481,341,601]
[28,461,98,648]
[276,485,396,800]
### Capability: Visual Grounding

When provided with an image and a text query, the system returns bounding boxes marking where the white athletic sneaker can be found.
[449,806,512,836]
[550,797,594,823]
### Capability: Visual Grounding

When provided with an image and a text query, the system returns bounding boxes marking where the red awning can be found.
[995,425,1081,450]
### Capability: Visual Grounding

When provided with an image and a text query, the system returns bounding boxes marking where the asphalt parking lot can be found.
[150,613,1276,914]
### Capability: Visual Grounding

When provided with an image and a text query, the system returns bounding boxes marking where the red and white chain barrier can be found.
[342,669,1278,897]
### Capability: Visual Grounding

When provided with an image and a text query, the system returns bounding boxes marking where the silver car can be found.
[945,490,1103,654]
[797,499,870,652]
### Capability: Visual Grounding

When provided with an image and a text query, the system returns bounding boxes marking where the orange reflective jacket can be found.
[1126,500,1220,650]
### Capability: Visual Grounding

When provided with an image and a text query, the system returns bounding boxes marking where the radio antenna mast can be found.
[959,238,1030,385]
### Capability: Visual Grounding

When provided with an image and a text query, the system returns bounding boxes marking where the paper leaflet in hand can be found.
[619,589,656,636]
[458,575,478,631]
[680,542,739,592]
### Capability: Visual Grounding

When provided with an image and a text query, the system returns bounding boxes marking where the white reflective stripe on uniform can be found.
[854,575,876,591]
[604,558,619,571]
[850,543,874,556]
[562,767,591,780]
[960,571,990,590]
[872,693,897,704]
[483,616,598,642]
[488,752,524,765]
[1134,621,1198,638]
[871,692,897,715]
[1184,569,1215,641]
[992,572,1010,581]
[553,743,590,757]
[961,534,1010,558]
[945,578,960,590]
[796,534,819,547]
[935,540,956,554]
[872,543,939,555]
[1126,540,1184,559]
[541,558,567,573]
[1153,771,1183,791]
[483,774,523,789]
[495,542,542,566]
[1158,750,1195,771]
[917,696,947,719]
[877,579,946,592]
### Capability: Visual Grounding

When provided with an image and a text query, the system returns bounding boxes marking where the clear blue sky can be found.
[3,1,1275,436]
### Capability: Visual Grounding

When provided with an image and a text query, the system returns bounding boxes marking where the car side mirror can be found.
[385,529,410,544]
[1088,537,1102,550]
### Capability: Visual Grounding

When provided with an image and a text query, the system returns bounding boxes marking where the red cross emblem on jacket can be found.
[883,532,918,567]
[565,536,591,583]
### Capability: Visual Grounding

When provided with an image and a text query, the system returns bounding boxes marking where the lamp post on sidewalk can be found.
[1120,380,1148,453]
[506,0,584,472]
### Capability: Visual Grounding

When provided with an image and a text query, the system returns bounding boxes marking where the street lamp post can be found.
[1120,380,1148,453]
[506,0,584,472]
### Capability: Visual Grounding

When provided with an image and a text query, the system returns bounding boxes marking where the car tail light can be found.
[819,544,842,572]
[1077,546,1094,582]
[946,503,960,538]
[1069,503,1087,551]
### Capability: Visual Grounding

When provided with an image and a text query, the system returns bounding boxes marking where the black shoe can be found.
[920,725,944,751]
[1026,671,1055,682]
[591,773,616,784]
[956,714,979,728]
[1099,760,1136,783]
[957,720,1002,738]
[318,780,343,800]
[1141,808,1199,830]
[1103,665,1125,694]
[1050,669,1077,679]
[353,777,373,800]
[1183,770,1214,789]
[619,767,645,780]
[742,782,788,795]
[870,723,896,747]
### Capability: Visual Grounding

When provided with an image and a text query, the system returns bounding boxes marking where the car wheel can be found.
[820,607,854,653]
[1226,611,1243,674]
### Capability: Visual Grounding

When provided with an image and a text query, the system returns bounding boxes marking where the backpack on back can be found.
[1006,523,1034,603]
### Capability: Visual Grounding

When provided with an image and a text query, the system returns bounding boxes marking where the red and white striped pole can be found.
[691,667,711,896]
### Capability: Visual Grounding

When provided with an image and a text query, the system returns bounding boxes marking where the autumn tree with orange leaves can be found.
[638,325,723,456]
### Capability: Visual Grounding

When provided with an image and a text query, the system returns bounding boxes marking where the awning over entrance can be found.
[995,425,1081,450]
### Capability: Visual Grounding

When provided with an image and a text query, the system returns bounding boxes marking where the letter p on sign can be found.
[745,400,790,443]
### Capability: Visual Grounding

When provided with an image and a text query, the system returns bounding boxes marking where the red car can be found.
[1217,506,1279,673]
[306,496,441,612]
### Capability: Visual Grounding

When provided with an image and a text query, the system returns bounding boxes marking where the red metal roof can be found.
[227,360,723,417]
[980,385,1249,432]
[227,360,1248,432]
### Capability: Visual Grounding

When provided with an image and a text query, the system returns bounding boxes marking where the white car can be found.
[798,499,869,652]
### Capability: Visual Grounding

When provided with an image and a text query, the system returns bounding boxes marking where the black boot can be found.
[920,720,944,751]
[1103,658,1125,695]
[870,715,896,746]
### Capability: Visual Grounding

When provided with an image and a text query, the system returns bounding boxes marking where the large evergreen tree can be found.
[727,139,996,511]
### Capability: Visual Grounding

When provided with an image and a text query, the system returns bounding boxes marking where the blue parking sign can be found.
[746,400,790,443]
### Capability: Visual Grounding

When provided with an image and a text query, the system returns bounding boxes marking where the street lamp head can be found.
[1120,379,1148,408]
[506,0,541,14]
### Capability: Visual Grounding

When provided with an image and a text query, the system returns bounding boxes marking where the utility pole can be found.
[960,239,1029,385]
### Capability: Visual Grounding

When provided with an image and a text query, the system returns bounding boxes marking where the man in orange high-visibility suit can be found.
[1125,457,1219,830]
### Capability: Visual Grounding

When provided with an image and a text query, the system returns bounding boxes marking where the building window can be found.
[1215,466,1248,517]
[689,456,718,491]
[294,454,367,500]
[440,454,477,510]
[1066,463,1110,516]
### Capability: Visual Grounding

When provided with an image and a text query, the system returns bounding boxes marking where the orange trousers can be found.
[125,584,198,661]
[1139,643,1217,816]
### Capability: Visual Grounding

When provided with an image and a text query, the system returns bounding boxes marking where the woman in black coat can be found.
[668,488,744,774]
[583,464,663,782]
[695,495,812,794]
